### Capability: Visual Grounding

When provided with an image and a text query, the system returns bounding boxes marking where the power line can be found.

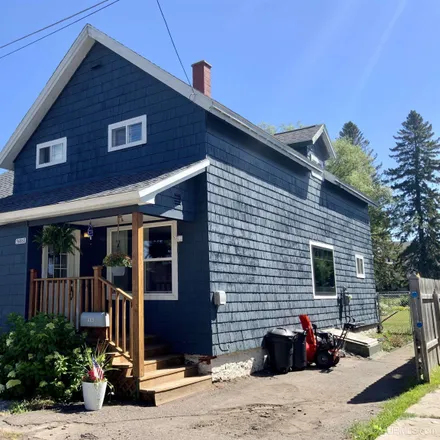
[0,0,113,50]
[0,0,121,61]
[155,0,192,87]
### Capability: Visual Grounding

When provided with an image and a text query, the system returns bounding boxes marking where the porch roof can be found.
[0,159,209,225]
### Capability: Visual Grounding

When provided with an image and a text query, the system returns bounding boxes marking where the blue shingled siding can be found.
[0,223,28,331]
[206,116,377,355]
[13,42,206,194]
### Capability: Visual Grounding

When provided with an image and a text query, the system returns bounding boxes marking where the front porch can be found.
[26,208,212,404]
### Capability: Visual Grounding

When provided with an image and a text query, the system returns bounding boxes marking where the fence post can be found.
[432,290,440,357]
[28,269,37,319]
[376,292,383,333]
[409,274,430,382]
[92,266,103,312]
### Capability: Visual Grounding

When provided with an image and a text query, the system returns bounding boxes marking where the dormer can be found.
[274,124,336,169]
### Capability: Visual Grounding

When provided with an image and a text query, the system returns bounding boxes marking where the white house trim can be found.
[0,160,210,226]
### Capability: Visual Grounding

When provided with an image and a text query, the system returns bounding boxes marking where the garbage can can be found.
[292,331,307,370]
[263,328,294,373]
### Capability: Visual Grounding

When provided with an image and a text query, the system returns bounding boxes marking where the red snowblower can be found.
[299,314,353,369]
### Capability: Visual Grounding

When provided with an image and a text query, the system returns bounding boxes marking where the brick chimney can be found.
[192,60,212,97]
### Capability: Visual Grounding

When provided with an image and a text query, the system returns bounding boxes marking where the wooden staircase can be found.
[110,335,212,405]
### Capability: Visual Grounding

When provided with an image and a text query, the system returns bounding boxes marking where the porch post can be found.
[28,269,37,319]
[92,266,103,312]
[132,212,145,378]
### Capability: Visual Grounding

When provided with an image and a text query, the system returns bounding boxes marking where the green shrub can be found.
[0,314,88,402]
[399,296,409,307]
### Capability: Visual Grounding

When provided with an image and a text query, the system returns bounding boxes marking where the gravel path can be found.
[0,345,414,440]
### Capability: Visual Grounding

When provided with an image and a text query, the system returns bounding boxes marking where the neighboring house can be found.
[0,25,377,396]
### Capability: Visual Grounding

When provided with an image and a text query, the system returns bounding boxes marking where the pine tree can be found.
[385,110,440,277]
[339,121,370,151]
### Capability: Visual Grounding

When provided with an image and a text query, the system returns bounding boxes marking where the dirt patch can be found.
[0,345,414,440]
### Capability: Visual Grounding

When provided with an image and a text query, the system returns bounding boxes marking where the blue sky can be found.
[0,0,439,170]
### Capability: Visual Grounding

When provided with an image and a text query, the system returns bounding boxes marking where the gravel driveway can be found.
[0,345,414,440]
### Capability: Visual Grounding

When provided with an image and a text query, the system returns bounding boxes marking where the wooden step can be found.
[144,343,170,357]
[139,375,212,406]
[138,365,198,387]
[112,354,184,372]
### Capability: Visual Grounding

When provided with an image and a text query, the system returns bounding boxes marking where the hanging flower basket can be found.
[103,252,132,276]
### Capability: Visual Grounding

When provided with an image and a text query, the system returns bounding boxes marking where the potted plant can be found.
[82,344,112,411]
[34,224,80,257]
[103,252,132,276]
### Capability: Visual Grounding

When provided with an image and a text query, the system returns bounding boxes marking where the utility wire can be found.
[0,0,121,61]
[155,0,192,87]
[0,0,113,50]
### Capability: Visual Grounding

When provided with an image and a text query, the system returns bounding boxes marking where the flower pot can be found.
[112,266,125,276]
[82,381,107,411]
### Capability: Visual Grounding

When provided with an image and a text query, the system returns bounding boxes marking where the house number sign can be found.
[15,237,27,245]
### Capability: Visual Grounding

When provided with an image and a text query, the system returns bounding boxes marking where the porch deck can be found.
[27,212,211,405]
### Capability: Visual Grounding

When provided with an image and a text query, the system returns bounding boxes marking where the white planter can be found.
[111,266,125,276]
[82,381,107,411]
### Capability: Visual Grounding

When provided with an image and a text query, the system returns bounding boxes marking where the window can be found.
[107,221,178,300]
[355,254,365,279]
[309,152,324,180]
[36,137,67,168]
[310,241,337,298]
[108,115,147,152]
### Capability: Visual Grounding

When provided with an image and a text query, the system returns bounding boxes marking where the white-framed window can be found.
[106,220,178,300]
[108,115,147,152]
[36,137,67,169]
[355,254,365,279]
[310,241,337,299]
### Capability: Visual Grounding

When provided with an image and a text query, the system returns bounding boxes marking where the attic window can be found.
[108,115,147,152]
[36,137,67,169]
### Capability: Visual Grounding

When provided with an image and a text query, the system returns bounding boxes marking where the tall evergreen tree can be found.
[339,121,370,151]
[385,110,440,277]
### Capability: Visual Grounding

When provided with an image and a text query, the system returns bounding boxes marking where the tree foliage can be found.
[339,121,370,151]
[385,110,440,278]
[258,122,301,135]
[327,138,406,291]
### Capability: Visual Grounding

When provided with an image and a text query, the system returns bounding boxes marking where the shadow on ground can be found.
[348,358,416,404]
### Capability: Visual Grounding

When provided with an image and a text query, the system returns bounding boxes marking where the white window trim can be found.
[106,220,178,301]
[108,115,147,152]
[36,137,67,169]
[355,254,366,279]
[310,240,337,299]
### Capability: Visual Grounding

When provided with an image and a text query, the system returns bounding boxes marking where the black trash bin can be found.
[292,331,307,370]
[263,327,294,373]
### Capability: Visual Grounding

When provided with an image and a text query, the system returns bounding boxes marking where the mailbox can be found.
[80,312,109,328]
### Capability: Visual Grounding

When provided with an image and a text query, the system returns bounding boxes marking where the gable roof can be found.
[0,159,209,225]
[0,25,374,207]
[274,124,336,158]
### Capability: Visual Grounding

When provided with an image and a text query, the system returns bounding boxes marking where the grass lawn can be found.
[350,367,440,440]
[382,309,411,334]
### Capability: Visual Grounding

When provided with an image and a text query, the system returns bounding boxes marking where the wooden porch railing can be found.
[28,267,133,360]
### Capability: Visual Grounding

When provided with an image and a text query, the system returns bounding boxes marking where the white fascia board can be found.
[0,28,94,170]
[0,191,141,226]
[138,159,210,204]
[311,124,336,159]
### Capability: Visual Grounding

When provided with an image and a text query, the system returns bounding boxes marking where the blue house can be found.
[0,25,377,403]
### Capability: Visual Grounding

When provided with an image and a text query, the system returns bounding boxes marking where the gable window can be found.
[36,137,67,168]
[310,241,337,299]
[355,254,365,279]
[108,115,147,152]
[309,152,324,168]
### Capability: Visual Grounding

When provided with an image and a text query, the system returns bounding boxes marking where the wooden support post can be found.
[93,266,103,312]
[28,269,37,319]
[409,274,430,382]
[132,212,145,379]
